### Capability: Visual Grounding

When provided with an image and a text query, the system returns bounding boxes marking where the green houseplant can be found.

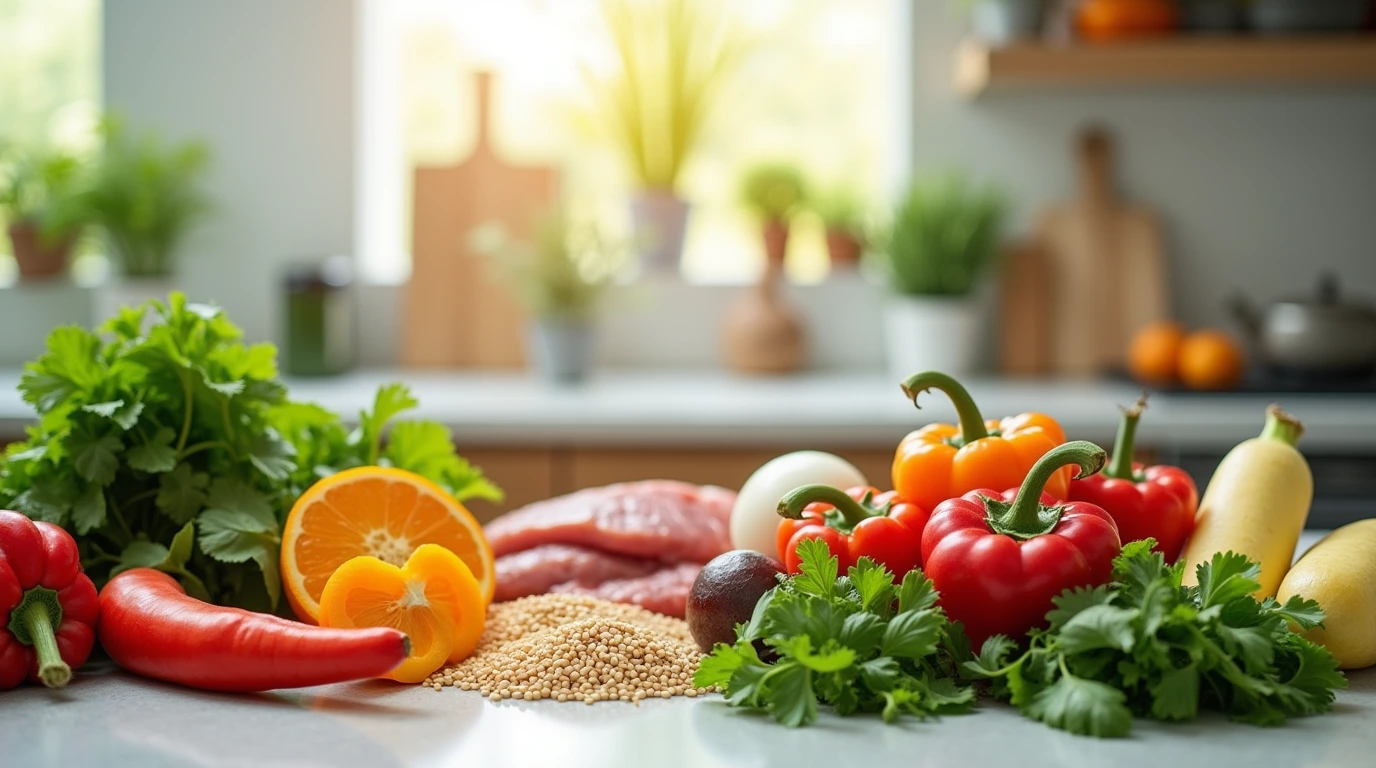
[879,173,1003,376]
[740,163,806,268]
[0,147,92,280]
[590,0,740,273]
[87,119,210,280]
[472,209,624,384]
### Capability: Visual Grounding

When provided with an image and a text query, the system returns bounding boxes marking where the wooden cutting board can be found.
[998,240,1052,377]
[402,71,558,368]
[1032,127,1169,377]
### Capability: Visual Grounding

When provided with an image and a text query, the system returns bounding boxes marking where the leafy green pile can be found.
[0,294,500,612]
[964,540,1346,737]
[693,539,973,727]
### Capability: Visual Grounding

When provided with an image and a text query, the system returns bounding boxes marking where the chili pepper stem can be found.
[777,485,874,527]
[998,441,1107,536]
[1104,394,1148,480]
[899,371,989,445]
[16,591,71,688]
[1260,404,1304,447]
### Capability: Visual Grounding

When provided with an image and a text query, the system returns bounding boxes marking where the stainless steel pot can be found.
[1231,275,1376,376]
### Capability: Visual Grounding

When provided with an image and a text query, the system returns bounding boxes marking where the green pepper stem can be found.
[777,485,873,527]
[1260,404,1304,447]
[1104,393,1148,480]
[1004,441,1107,533]
[899,371,989,445]
[19,595,71,688]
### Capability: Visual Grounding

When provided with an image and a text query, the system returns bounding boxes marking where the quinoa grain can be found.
[424,594,715,704]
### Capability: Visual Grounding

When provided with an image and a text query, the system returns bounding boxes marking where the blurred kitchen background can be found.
[1,0,1375,525]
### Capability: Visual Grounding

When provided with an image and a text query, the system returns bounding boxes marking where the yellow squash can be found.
[1277,519,1376,670]
[1180,405,1312,598]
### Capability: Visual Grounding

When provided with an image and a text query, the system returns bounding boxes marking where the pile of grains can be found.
[424,593,714,704]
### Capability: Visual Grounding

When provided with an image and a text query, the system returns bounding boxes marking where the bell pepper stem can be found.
[899,371,989,445]
[16,590,71,688]
[1260,404,1304,447]
[1104,393,1148,480]
[1004,441,1107,533]
[777,484,873,527]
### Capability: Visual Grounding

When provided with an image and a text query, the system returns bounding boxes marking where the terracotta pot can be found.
[825,230,863,270]
[7,222,74,281]
[722,260,805,374]
[762,219,789,269]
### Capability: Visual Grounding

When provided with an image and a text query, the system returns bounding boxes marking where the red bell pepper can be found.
[921,441,1121,650]
[776,485,928,578]
[1,510,99,689]
[1068,396,1198,562]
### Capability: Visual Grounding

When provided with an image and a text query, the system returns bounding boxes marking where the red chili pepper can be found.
[1069,395,1198,562]
[921,442,1121,651]
[775,485,928,578]
[1,511,99,689]
[99,568,411,692]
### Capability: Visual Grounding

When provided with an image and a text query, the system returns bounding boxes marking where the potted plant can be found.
[473,209,623,384]
[87,119,210,317]
[590,0,739,274]
[0,148,91,281]
[814,189,868,272]
[879,173,1004,378]
[967,0,1048,45]
[740,164,806,269]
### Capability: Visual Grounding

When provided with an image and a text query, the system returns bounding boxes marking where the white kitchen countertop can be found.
[1,368,1374,451]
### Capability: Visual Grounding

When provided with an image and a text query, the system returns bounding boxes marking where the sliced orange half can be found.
[319,545,486,683]
[282,466,494,623]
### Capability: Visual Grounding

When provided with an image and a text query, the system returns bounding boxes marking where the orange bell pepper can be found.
[320,544,485,683]
[891,371,1070,513]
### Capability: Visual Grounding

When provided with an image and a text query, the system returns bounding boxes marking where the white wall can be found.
[909,0,1376,328]
[103,0,356,345]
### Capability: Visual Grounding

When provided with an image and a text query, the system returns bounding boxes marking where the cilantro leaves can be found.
[0,293,500,612]
[694,539,974,727]
[966,539,1346,737]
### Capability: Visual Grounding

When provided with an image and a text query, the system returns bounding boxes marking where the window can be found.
[358,0,903,286]
[0,0,101,280]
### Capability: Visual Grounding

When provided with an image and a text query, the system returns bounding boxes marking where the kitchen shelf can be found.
[955,36,1376,97]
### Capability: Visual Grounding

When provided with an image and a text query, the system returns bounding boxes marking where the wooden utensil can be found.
[1033,127,1169,376]
[402,71,558,368]
[722,232,805,374]
[998,240,1052,376]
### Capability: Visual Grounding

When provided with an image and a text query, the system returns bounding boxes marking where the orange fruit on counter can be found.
[1178,329,1246,391]
[281,466,494,623]
[320,544,486,683]
[1127,321,1186,385]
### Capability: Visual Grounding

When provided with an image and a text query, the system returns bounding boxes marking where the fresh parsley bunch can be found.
[694,539,973,727]
[964,540,1347,737]
[0,294,500,612]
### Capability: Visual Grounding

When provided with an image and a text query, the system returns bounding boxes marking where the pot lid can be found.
[1274,273,1375,315]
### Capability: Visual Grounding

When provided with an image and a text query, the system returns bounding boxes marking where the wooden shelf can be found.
[956,37,1376,97]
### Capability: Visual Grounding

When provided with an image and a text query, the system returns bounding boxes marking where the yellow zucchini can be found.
[1180,405,1312,598]
[1278,519,1376,669]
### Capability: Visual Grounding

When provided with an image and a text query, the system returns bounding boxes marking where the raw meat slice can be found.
[493,544,661,602]
[485,480,736,563]
[551,562,703,618]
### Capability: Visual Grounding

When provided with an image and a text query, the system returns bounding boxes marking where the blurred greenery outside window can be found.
[0,0,102,284]
[360,0,901,286]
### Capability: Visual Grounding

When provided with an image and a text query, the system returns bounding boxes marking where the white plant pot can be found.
[92,277,179,327]
[971,0,1046,45]
[884,295,983,381]
[629,191,690,275]
[526,319,596,385]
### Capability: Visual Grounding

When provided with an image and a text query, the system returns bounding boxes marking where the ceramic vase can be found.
[884,294,982,381]
[527,318,596,384]
[7,222,73,281]
[629,191,690,275]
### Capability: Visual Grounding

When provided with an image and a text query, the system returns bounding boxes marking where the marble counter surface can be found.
[6,665,1375,768]
[2,368,1373,451]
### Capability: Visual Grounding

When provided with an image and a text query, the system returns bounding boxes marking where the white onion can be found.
[730,451,868,556]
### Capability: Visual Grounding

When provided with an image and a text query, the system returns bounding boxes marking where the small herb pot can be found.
[527,319,596,384]
[971,0,1047,45]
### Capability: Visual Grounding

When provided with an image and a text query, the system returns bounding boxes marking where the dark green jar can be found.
[283,256,356,376]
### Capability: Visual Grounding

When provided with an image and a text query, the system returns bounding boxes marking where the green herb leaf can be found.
[847,557,894,613]
[1025,674,1133,738]
[1149,664,1200,721]
[246,429,296,482]
[837,611,886,657]
[126,426,178,473]
[1046,585,1113,629]
[198,478,281,607]
[1196,551,1262,609]
[360,383,418,464]
[791,538,838,598]
[766,661,817,727]
[69,429,123,486]
[71,484,107,534]
[1273,595,1326,631]
[156,462,210,523]
[1056,605,1138,654]
[896,569,938,614]
[964,634,1017,678]
[113,540,171,577]
[880,609,942,659]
